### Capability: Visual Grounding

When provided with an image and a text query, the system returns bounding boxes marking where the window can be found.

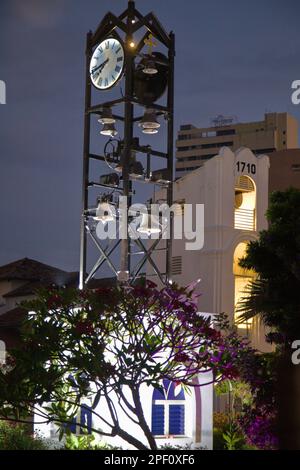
[151,379,185,436]
[176,166,201,172]
[233,242,256,330]
[202,131,216,138]
[177,146,192,151]
[253,148,275,155]
[201,154,215,160]
[201,141,233,149]
[234,176,256,231]
[216,129,236,136]
[177,155,206,162]
[177,145,203,152]
[66,404,93,435]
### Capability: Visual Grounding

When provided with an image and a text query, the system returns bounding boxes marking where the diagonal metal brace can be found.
[86,225,119,278]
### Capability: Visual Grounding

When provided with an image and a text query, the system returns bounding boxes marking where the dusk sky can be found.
[1,0,300,273]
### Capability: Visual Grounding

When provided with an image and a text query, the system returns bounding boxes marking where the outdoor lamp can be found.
[100,123,118,137]
[151,168,171,183]
[93,199,114,223]
[99,173,120,186]
[98,107,116,124]
[137,213,161,235]
[129,160,144,178]
[142,127,159,135]
[138,109,160,133]
[142,58,158,75]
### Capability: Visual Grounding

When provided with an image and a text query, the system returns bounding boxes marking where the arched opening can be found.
[233,241,256,330]
[234,176,256,231]
[151,379,186,437]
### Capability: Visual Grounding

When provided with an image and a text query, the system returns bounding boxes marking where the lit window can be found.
[151,379,185,436]
[234,176,256,231]
[233,242,255,329]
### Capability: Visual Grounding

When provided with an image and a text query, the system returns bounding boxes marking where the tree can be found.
[236,188,300,346]
[237,352,279,450]
[0,280,251,449]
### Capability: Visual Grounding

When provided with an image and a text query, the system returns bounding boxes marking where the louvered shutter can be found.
[80,405,92,434]
[151,404,165,435]
[169,404,185,435]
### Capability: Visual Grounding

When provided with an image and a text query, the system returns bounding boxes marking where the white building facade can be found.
[168,147,271,351]
[35,370,213,449]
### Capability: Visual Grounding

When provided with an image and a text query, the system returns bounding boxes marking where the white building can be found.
[151,147,271,352]
[35,363,213,450]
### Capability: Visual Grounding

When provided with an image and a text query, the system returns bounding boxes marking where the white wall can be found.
[163,147,270,351]
[35,372,213,450]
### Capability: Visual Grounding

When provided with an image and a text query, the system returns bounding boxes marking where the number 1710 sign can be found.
[236,161,256,175]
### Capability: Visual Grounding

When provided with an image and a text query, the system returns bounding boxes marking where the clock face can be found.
[90,38,125,90]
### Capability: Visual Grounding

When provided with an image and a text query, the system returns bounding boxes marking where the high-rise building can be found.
[176,112,298,175]
[269,149,300,193]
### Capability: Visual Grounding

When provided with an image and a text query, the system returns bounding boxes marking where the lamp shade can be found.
[98,107,115,124]
[99,173,120,186]
[129,160,144,178]
[100,123,118,137]
[142,127,158,135]
[143,59,158,75]
[93,202,114,223]
[138,109,160,129]
[137,213,161,235]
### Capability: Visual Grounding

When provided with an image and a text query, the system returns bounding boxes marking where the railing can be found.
[234,208,255,231]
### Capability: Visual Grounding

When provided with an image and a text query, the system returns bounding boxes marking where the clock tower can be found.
[79,0,175,288]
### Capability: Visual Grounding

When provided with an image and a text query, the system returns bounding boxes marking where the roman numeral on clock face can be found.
[90,39,124,90]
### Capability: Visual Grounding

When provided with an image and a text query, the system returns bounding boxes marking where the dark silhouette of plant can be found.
[236,188,300,346]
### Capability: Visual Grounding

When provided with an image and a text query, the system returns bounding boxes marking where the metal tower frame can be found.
[79,0,175,288]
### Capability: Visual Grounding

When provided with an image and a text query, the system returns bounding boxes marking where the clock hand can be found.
[91,58,109,75]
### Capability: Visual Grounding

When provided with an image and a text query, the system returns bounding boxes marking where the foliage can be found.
[236,188,300,345]
[64,433,122,450]
[213,428,226,450]
[236,352,279,449]
[0,280,252,450]
[238,407,278,450]
[215,380,253,418]
[159,443,207,450]
[233,189,300,449]
[214,352,279,450]
[0,421,48,450]
[213,423,249,450]
[222,424,244,450]
[213,412,229,430]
